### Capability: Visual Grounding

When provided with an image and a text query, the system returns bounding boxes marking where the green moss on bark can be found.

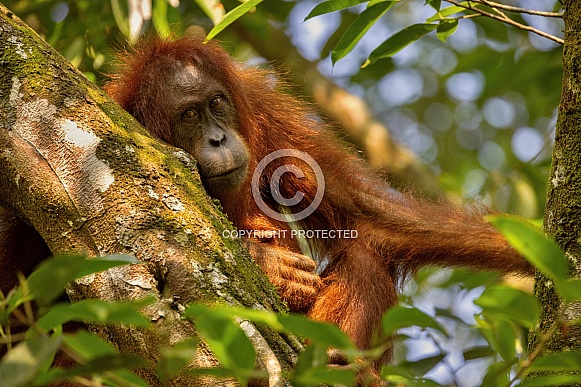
[533,0,581,362]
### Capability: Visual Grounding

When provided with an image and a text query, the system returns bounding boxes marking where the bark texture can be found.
[0,5,298,385]
[534,0,581,357]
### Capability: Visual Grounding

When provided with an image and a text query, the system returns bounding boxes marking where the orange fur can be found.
[0,37,532,365]
[104,36,533,361]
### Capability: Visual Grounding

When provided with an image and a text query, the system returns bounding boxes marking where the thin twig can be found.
[509,306,567,386]
[471,0,563,18]
[446,0,564,45]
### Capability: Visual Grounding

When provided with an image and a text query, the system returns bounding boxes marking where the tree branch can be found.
[446,0,564,44]
[470,0,563,18]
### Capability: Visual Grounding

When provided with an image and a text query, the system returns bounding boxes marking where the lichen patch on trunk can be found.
[10,76,114,214]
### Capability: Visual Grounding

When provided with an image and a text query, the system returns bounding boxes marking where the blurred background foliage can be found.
[2,0,563,219]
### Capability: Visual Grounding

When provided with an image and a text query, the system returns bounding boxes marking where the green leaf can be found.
[556,279,581,302]
[28,254,137,306]
[487,215,568,285]
[1,286,33,325]
[475,316,517,363]
[185,304,284,331]
[194,0,225,25]
[481,360,511,387]
[304,0,363,21]
[526,350,581,373]
[381,354,445,379]
[189,367,266,380]
[436,19,458,42]
[365,23,439,66]
[462,346,496,361]
[475,285,539,328]
[295,366,356,386]
[37,354,148,385]
[206,0,265,41]
[194,313,256,375]
[70,355,148,374]
[437,268,501,290]
[331,1,397,64]
[382,306,447,336]
[279,314,354,349]
[37,298,152,331]
[62,330,117,360]
[157,339,199,382]
[425,0,441,10]
[102,370,150,387]
[0,335,62,387]
[426,2,472,22]
[293,344,335,386]
[110,0,130,39]
[152,0,171,38]
[517,375,581,387]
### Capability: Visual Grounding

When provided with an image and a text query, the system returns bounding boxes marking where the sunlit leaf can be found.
[279,314,354,349]
[426,2,472,22]
[111,0,130,39]
[185,304,283,331]
[206,0,265,41]
[364,23,438,66]
[437,268,500,290]
[526,350,581,373]
[37,298,152,330]
[425,0,441,11]
[487,215,568,285]
[304,0,363,21]
[62,330,117,360]
[475,285,539,328]
[28,254,137,306]
[517,375,581,387]
[436,19,458,42]
[295,364,356,386]
[331,1,397,64]
[152,0,171,38]
[510,176,539,218]
[556,279,581,302]
[194,0,225,25]
[481,360,511,387]
[475,316,517,363]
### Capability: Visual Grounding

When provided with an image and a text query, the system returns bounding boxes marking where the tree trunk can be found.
[534,0,581,360]
[0,5,299,385]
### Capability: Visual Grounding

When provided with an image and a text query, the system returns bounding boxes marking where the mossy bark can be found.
[532,0,581,362]
[0,5,297,385]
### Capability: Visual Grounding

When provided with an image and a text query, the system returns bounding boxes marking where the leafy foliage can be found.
[0,1,570,385]
[3,0,562,218]
[2,217,581,386]
[0,255,151,386]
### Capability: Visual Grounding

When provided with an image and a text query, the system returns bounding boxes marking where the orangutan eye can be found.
[181,108,198,123]
[209,95,224,110]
